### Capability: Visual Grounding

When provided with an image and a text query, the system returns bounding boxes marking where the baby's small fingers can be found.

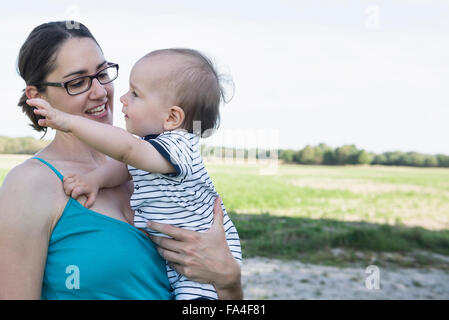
[71,187,83,199]
[63,176,75,184]
[27,98,50,109]
[85,193,97,208]
[64,180,78,192]
[33,109,51,121]
[37,119,48,127]
[63,183,75,196]
[63,179,76,188]
[63,187,71,197]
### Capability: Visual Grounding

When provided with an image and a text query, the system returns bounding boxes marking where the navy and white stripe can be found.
[128,130,242,300]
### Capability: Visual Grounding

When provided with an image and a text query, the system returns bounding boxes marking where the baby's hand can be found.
[27,98,73,132]
[63,174,99,208]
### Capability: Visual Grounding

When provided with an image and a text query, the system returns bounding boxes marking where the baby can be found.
[29,48,242,300]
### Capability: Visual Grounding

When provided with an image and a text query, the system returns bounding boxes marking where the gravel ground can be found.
[241,257,449,300]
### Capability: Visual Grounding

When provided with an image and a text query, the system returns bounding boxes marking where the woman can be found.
[0,21,242,300]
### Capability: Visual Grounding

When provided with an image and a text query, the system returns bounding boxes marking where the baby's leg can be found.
[166,263,218,300]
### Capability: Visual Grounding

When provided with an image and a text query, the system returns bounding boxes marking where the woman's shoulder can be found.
[1,157,67,227]
[3,157,61,188]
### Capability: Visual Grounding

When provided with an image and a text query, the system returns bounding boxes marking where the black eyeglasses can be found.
[37,63,119,96]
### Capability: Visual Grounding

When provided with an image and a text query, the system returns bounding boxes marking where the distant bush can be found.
[357,150,374,165]
[0,136,49,154]
[334,145,359,165]
[278,149,295,163]
[437,154,449,167]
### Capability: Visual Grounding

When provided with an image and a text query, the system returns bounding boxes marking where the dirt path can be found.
[241,257,449,299]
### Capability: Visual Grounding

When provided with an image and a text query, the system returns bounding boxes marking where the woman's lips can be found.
[85,103,109,119]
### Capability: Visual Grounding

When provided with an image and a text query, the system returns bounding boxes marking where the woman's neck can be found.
[38,131,107,166]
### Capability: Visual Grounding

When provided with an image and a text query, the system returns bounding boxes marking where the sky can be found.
[1,0,448,155]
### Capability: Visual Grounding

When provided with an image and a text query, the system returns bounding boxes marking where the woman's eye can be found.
[69,80,85,88]
[98,72,109,80]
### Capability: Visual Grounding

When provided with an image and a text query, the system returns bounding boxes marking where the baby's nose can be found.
[119,94,126,105]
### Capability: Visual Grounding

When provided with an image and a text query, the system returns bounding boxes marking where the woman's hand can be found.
[27,98,74,132]
[148,197,243,300]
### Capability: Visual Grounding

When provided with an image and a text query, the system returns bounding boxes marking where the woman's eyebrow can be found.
[63,61,107,79]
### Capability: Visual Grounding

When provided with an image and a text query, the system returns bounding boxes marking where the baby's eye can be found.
[132,91,138,97]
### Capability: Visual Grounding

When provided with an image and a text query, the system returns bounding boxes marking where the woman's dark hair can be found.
[144,48,234,138]
[17,21,101,137]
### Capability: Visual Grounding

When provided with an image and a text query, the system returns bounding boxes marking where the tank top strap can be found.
[32,157,64,181]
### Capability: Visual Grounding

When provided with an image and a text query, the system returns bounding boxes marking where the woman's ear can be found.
[25,85,43,100]
[163,106,185,131]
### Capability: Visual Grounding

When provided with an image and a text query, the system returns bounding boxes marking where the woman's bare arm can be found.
[0,162,57,299]
[148,197,243,300]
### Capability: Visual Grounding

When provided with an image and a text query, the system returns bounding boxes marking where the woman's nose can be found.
[89,78,107,99]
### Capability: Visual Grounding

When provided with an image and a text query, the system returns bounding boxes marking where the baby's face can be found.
[120,55,175,137]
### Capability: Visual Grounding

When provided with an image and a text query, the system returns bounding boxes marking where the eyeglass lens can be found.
[66,65,118,95]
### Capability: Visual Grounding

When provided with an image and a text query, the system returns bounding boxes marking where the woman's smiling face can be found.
[41,37,114,125]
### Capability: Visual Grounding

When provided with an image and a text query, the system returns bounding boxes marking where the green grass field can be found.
[2,155,449,269]
[208,162,449,268]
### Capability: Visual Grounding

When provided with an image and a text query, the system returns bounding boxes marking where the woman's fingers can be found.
[156,246,186,265]
[147,195,241,289]
[148,196,224,240]
[167,262,182,273]
[149,235,186,253]
[147,221,197,242]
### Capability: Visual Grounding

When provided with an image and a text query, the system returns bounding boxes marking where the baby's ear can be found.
[163,106,185,131]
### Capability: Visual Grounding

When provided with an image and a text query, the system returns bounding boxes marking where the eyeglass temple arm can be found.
[40,82,65,88]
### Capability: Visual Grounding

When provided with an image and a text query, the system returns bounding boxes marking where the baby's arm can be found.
[64,159,130,208]
[28,98,176,175]
[89,158,131,189]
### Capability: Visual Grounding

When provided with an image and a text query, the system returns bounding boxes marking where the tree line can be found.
[1,136,448,168]
[279,143,449,168]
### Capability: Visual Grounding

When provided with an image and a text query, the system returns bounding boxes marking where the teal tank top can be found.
[33,157,174,300]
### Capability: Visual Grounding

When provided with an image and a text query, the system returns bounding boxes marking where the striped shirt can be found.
[128,130,242,300]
